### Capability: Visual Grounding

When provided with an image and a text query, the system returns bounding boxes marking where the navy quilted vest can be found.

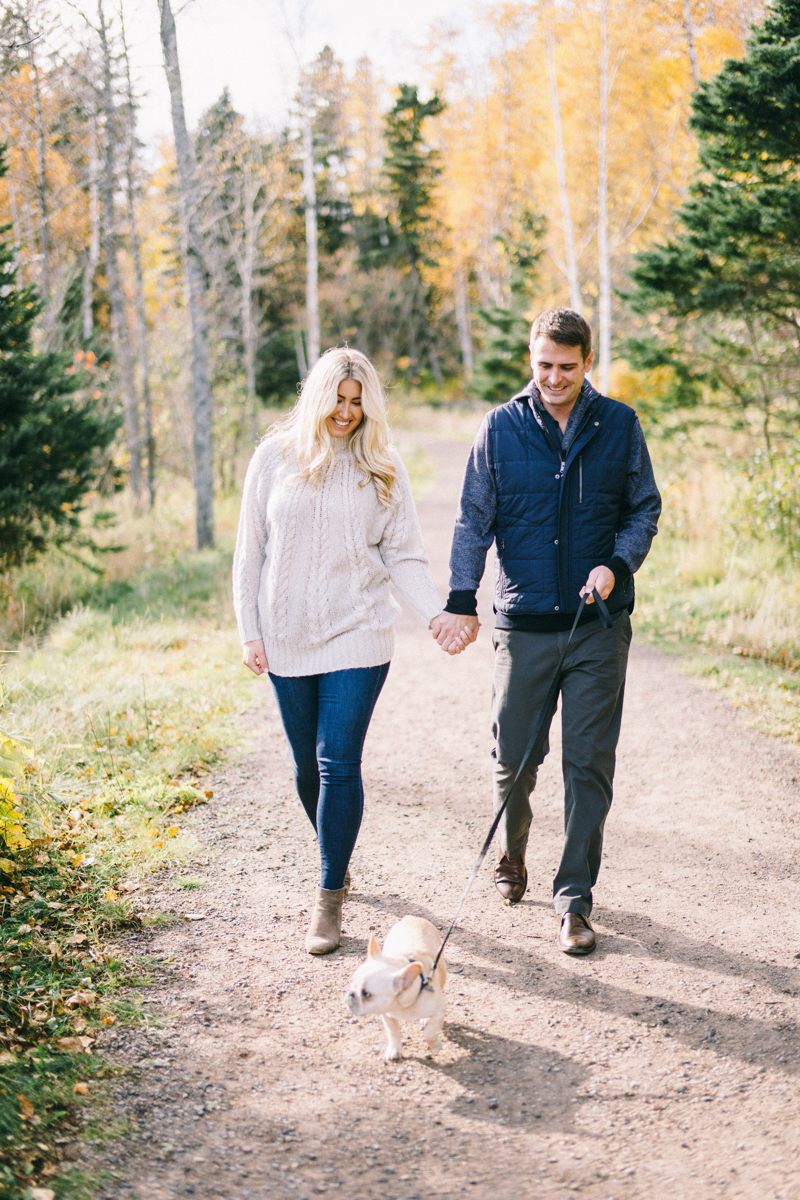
[488,389,637,616]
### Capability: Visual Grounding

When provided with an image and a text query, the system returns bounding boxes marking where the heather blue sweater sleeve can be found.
[607,417,661,577]
[445,416,497,613]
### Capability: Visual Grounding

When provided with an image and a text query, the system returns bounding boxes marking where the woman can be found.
[233,347,446,955]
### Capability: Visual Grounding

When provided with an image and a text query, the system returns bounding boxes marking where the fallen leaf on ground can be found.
[16,923,32,934]
[17,1093,34,1120]
[73,1082,89,1095]
[0,1050,16,1064]
[65,991,97,1008]
[182,912,205,921]
[64,933,87,946]
[30,1189,56,1200]
[55,1036,94,1054]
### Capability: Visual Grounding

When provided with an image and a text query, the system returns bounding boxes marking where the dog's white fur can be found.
[345,915,447,1060]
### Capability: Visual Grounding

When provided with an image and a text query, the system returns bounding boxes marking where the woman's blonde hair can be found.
[268,346,397,506]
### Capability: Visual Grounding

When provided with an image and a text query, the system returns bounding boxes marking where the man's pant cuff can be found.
[555,899,592,918]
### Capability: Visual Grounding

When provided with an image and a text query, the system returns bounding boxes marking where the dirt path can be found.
[85,436,800,1200]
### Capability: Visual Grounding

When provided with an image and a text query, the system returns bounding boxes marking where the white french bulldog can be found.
[345,915,447,1060]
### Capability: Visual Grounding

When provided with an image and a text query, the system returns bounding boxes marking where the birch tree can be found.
[97,0,142,501]
[120,8,155,506]
[543,6,582,313]
[158,0,214,549]
[300,74,320,368]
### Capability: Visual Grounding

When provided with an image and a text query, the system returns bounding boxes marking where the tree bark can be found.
[82,103,100,344]
[28,28,51,303]
[597,0,612,393]
[682,0,700,85]
[158,0,215,548]
[121,9,155,507]
[544,15,582,313]
[301,83,320,368]
[97,0,142,501]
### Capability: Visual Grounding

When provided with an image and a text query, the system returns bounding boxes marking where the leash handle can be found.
[431,589,616,973]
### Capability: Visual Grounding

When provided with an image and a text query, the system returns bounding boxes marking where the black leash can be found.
[427,588,613,979]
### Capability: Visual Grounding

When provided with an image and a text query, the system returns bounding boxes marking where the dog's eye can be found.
[361,988,371,1000]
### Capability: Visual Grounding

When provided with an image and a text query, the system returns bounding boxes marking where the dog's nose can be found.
[345,992,357,1012]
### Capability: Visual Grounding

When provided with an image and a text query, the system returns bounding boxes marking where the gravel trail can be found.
[85,436,800,1200]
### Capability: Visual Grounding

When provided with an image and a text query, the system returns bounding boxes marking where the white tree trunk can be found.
[682,0,700,85]
[29,30,50,303]
[241,164,259,444]
[82,104,100,343]
[597,0,612,393]
[158,0,215,548]
[301,88,320,368]
[97,0,142,501]
[293,326,308,379]
[121,9,155,507]
[454,269,473,377]
[545,19,582,313]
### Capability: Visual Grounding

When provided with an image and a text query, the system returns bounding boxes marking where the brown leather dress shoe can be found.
[557,913,596,955]
[495,853,527,905]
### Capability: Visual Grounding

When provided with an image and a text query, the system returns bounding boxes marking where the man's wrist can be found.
[597,557,629,585]
[445,589,478,616]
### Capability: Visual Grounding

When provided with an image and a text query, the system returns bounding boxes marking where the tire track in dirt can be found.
[83,435,800,1200]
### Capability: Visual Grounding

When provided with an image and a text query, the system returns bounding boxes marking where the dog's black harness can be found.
[429,590,613,975]
[407,958,434,996]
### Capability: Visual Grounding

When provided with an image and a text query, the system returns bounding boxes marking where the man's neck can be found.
[541,398,577,434]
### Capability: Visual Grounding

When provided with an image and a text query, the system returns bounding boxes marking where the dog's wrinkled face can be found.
[345,935,423,1016]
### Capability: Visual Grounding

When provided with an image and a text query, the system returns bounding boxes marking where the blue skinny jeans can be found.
[268,663,390,890]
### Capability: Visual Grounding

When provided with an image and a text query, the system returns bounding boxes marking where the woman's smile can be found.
[327,378,364,438]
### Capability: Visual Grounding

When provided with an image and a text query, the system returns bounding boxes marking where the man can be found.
[434,308,661,955]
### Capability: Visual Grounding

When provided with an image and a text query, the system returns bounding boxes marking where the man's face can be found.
[530,336,593,414]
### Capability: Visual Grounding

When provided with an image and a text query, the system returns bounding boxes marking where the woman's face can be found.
[326,378,364,439]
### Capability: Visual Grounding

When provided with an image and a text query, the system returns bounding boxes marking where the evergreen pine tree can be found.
[626,0,800,435]
[474,213,544,403]
[0,149,119,568]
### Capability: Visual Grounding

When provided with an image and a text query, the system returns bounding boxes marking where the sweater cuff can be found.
[599,556,631,583]
[445,589,478,616]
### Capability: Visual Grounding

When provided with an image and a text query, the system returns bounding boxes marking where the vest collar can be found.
[512,380,601,460]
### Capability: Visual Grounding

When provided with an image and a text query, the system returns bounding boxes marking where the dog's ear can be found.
[367,934,380,958]
[393,961,423,1007]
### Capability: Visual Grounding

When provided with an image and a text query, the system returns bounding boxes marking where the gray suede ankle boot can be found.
[305,887,345,955]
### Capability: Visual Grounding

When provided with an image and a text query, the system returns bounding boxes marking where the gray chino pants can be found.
[491,609,632,917]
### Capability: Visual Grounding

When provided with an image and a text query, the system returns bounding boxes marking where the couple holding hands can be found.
[232,308,661,959]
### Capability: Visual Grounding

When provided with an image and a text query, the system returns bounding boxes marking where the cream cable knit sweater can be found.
[232,436,443,676]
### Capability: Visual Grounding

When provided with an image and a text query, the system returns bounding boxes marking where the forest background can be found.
[5,1,800,1194]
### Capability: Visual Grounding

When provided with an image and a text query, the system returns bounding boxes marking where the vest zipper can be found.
[579,455,583,504]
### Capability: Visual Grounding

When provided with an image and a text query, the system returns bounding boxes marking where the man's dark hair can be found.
[530,308,592,362]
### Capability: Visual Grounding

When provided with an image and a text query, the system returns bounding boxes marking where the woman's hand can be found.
[242,639,269,675]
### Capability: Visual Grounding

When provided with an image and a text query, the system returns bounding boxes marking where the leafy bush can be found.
[738,441,800,557]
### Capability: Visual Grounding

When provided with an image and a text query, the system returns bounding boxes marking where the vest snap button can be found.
[554,606,560,611]
[594,421,599,426]
[555,473,560,479]
[554,539,558,545]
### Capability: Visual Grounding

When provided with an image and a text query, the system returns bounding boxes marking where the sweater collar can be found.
[512,378,599,456]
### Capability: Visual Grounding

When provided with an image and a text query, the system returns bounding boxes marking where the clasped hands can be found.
[244,566,616,671]
[429,564,615,657]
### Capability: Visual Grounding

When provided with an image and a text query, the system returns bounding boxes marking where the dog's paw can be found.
[383,1047,403,1061]
[424,1035,443,1053]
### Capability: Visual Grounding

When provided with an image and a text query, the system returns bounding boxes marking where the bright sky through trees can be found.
[54,0,471,147]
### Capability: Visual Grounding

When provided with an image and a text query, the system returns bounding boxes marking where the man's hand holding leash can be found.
[581,565,615,603]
